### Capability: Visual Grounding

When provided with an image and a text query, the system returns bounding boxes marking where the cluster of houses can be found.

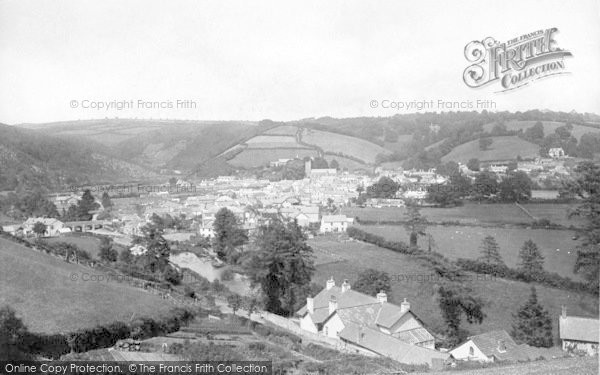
[295,277,599,368]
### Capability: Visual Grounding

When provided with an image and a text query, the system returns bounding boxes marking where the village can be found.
[1,151,597,371]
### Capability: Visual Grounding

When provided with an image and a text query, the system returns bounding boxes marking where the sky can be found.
[0,0,599,124]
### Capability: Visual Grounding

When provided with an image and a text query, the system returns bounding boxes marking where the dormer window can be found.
[497,340,506,353]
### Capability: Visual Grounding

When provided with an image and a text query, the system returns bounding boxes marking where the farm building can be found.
[559,306,599,356]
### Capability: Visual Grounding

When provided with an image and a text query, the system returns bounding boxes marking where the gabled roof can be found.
[339,322,450,366]
[559,316,599,343]
[296,286,377,323]
[465,330,518,360]
[394,327,435,345]
[321,215,349,223]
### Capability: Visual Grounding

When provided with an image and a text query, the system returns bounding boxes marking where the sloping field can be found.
[228,148,318,168]
[422,356,598,375]
[308,237,598,339]
[301,129,390,164]
[264,125,300,135]
[245,135,307,149]
[441,136,539,163]
[356,224,582,280]
[484,120,600,141]
[0,238,173,333]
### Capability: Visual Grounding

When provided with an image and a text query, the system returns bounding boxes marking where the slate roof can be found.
[394,327,435,345]
[296,286,377,323]
[559,316,600,343]
[339,322,450,366]
[467,330,517,360]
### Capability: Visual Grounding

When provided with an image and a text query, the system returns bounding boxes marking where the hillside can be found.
[0,124,156,190]
[441,136,540,163]
[483,120,600,141]
[0,237,174,333]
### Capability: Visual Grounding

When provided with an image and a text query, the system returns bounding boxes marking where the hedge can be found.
[456,259,597,295]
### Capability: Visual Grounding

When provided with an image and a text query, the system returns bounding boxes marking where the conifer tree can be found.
[518,240,545,273]
[478,235,505,266]
[511,287,553,347]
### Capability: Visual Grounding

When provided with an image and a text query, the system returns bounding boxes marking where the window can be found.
[469,346,474,356]
[325,327,328,336]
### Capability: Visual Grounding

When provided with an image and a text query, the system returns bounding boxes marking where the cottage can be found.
[296,278,446,367]
[548,147,565,159]
[559,306,599,355]
[22,218,66,237]
[449,330,564,363]
[320,215,354,233]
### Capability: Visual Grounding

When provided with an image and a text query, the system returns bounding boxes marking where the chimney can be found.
[400,298,410,313]
[561,305,567,319]
[328,295,338,314]
[341,279,351,293]
[376,290,387,304]
[307,296,314,314]
[326,277,335,290]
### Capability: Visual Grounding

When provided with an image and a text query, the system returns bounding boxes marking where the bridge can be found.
[64,220,111,233]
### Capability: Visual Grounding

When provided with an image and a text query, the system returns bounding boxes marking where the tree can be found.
[403,205,427,248]
[366,177,399,199]
[353,269,391,298]
[479,138,493,151]
[98,237,118,262]
[101,192,113,209]
[137,226,171,274]
[524,121,545,142]
[227,294,243,316]
[247,219,314,316]
[0,305,31,360]
[76,189,99,220]
[436,161,460,177]
[511,287,553,347]
[472,172,498,201]
[563,162,600,289]
[119,248,133,264]
[478,235,505,266]
[438,284,485,347]
[32,222,47,237]
[213,208,248,262]
[243,294,261,319]
[498,171,532,202]
[163,265,182,285]
[467,158,480,171]
[518,240,545,274]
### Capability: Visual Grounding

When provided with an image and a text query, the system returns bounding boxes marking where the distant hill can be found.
[0,123,156,191]
[441,136,540,163]
[483,120,600,141]
[0,237,174,333]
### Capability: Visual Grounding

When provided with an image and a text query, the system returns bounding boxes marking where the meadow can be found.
[342,203,584,227]
[301,128,390,164]
[441,136,539,163]
[0,238,174,333]
[307,237,599,341]
[356,224,581,280]
[43,235,103,258]
[483,120,600,141]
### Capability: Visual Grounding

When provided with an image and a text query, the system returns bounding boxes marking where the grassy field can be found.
[342,203,584,227]
[301,128,390,164]
[228,148,318,168]
[245,135,307,149]
[307,237,599,341]
[483,120,600,141]
[263,125,300,135]
[0,238,174,334]
[356,224,581,280]
[441,136,539,163]
[421,356,598,375]
[43,235,103,258]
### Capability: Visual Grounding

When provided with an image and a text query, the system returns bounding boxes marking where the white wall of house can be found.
[323,313,345,338]
[299,314,318,334]
[450,340,491,362]
[562,340,599,356]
